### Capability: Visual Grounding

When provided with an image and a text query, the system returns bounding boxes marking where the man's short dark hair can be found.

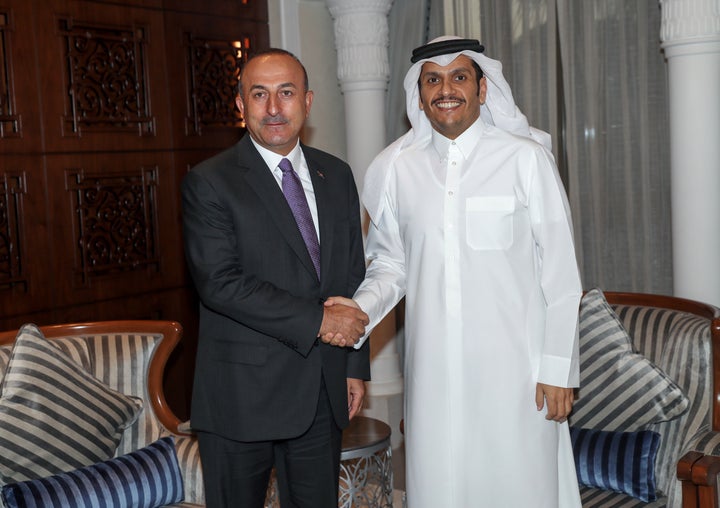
[237,48,309,96]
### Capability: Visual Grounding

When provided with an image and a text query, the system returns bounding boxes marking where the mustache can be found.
[261,115,288,125]
[431,96,465,106]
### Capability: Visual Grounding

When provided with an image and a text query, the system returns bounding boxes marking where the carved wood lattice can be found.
[60,18,154,136]
[0,12,20,138]
[68,168,159,284]
[0,172,26,290]
[185,33,250,135]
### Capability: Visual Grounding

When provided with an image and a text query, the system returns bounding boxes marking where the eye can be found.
[426,76,439,84]
[280,89,294,98]
[455,74,467,81]
[252,90,267,99]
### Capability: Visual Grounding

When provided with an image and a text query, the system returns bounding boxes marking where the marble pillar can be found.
[660,0,720,306]
[325,0,404,448]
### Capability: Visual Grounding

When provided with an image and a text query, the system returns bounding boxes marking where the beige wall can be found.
[268,0,348,161]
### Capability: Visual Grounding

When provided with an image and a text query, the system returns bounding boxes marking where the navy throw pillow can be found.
[570,426,660,502]
[1,436,183,508]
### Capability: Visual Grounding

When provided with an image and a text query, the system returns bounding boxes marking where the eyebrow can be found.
[249,82,298,92]
[422,66,472,79]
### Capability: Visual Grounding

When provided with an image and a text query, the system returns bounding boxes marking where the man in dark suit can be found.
[181,48,371,508]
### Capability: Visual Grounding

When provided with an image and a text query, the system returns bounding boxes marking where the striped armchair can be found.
[0,321,204,507]
[577,292,720,508]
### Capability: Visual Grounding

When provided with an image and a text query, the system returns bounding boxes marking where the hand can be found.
[535,383,574,423]
[321,297,365,346]
[318,298,368,347]
[325,296,359,309]
[347,378,365,420]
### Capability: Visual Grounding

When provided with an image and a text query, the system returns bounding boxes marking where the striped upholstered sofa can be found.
[0,320,204,507]
[571,290,720,508]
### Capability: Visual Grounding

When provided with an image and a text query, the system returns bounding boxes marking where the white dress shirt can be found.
[251,138,320,240]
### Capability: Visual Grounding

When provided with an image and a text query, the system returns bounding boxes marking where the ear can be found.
[235,95,244,117]
[304,90,314,118]
[479,77,488,105]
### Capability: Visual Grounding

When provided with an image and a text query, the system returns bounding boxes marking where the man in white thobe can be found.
[326,36,582,507]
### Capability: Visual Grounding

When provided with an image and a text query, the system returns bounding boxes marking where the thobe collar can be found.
[431,115,486,161]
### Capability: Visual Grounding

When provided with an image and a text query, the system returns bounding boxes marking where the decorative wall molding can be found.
[660,0,720,44]
[67,168,159,285]
[59,18,155,137]
[0,10,21,139]
[0,171,26,291]
[185,33,250,135]
[326,0,393,85]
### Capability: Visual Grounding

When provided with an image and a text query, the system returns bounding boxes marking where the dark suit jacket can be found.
[181,134,370,442]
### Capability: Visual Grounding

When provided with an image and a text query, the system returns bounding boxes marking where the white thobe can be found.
[354,117,582,507]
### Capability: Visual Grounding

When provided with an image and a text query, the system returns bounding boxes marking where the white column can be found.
[326,0,394,193]
[660,0,720,306]
[325,0,404,445]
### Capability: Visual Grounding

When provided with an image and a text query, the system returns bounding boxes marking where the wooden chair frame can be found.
[603,292,720,508]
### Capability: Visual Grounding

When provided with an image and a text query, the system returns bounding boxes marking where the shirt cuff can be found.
[537,354,576,388]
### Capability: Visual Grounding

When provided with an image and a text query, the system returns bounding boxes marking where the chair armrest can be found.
[176,419,193,436]
[678,431,720,508]
[679,451,703,508]
[688,430,720,457]
[171,434,204,505]
[688,453,720,508]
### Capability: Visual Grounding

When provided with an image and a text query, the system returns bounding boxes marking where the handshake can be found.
[318,297,369,347]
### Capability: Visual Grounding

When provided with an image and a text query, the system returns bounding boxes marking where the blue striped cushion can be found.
[1,436,183,508]
[0,324,143,485]
[570,427,660,502]
[569,288,689,431]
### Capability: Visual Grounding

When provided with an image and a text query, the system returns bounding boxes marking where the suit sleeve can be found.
[182,169,323,356]
[343,167,371,380]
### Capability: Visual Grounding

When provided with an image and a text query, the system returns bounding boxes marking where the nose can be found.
[439,78,454,96]
[266,94,279,115]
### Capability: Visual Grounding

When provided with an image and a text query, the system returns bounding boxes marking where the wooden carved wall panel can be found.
[0,11,21,138]
[59,18,155,137]
[185,34,249,135]
[0,0,270,418]
[164,0,267,21]
[67,167,159,286]
[0,171,26,291]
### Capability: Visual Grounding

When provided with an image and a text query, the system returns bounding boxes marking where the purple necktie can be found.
[278,158,321,279]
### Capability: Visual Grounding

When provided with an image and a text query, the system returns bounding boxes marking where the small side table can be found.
[265,416,394,507]
[338,416,394,508]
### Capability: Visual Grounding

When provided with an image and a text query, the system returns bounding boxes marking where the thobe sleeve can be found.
[528,147,582,388]
[352,185,407,349]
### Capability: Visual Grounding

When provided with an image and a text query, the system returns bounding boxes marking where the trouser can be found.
[197,380,342,508]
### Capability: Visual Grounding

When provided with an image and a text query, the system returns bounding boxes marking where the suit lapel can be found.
[306,151,333,286]
[238,137,320,282]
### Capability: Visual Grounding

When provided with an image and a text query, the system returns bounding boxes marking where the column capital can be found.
[326,0,394,86]
[660,0,720,48]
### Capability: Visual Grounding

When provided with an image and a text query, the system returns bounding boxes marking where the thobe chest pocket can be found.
[465,196,515,250]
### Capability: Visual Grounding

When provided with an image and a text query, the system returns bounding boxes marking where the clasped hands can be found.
[318,296,367,347]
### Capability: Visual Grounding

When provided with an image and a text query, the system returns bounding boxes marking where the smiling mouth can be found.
[433,98,464,109]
